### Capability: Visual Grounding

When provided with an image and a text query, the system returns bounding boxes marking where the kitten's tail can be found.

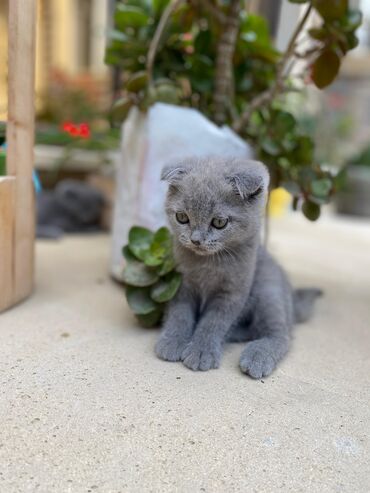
[293,288,323,324]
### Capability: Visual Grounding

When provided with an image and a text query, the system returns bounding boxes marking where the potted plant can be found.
[105,0,362,279]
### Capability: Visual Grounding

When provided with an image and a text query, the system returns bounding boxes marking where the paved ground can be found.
[0,214,369,493]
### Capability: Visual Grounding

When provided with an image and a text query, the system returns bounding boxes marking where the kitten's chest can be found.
[181,261,227,302]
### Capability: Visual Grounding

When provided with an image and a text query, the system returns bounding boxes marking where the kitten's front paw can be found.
[155,335,189,362]
[239,341,276,379]
[181,340,222,371]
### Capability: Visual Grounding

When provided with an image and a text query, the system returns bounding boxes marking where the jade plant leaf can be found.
[153,0,171,16]
[126,286,159,315]
[313,0,348,21]
[311,50,340,89]
[311,178,332,198]
[122,260,159,287]
[110,97,133,125]
[115,5,149,29]
[122,245,137,262]
[128,226,154,261]
[136,307,164,328]
[151,272,182,303]
[302,200,321,221]
[144,227,173,266]
[121,225,181,327]
[157,255,176,276]
[126,71,148,93]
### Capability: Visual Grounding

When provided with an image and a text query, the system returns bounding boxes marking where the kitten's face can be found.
[163,159,268,257]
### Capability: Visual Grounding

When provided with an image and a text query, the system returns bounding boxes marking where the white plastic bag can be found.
[111,103,252,280]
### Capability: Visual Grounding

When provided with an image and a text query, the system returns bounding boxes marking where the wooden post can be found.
[0,0,37,312]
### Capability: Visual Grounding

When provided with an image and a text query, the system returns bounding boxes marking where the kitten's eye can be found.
[211,217,228,229]
[176,212,189,224]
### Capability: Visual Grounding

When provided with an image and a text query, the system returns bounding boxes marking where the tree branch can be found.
[213,0,241,125]
[233,4,312,133]
[146,0,184,84]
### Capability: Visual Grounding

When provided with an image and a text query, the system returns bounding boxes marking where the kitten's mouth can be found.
[185,244,215,256]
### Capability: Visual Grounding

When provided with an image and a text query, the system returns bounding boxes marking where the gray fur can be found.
[155,157,320,378]
[293,288,323,323]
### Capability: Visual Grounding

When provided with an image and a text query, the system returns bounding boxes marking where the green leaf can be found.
[140,226,173,267]
[307,194,330,205]
[125,71,148,93]
[149,82,180,105]
[122,260,159,287]
[107,29,129,42]
[311,178,332,197]
[126,286,159,315]
[115,5,149,29]
[343,9,362,31]
[261,137,280,156]
[302,200,321,221]
[143,255,164,267]
[157,256,176,276]
[311,50,341,89]
[288,0,309,3]
[277,157,291,170]
[149,227,172,260]
[282,181,301,196]
[153,0,170,16]
[346,32,359,50]
[274,111,296,135]
[308,27,328,41]
[136,307,164,328]
[294,135,314,165]
[128,226,154,261]
[240,14,271,45]
[150,272,182,303]
[110,97,133,125]
[122,245,137,262]
[313,0,348,21]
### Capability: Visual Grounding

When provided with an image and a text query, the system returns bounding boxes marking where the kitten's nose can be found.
[190,231,201,246]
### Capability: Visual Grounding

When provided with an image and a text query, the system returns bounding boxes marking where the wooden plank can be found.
[0,177,15,312]
[6,0,37,304]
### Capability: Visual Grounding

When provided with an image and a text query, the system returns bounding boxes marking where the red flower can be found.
[62,121,74,132]
[61,121,91,139]
[79,123,90,139]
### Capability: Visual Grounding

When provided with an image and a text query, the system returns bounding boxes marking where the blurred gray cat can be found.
[155,157,321,378]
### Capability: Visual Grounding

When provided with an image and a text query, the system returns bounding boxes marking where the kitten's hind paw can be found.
[239,341,277,379]
[155,336,188,362]
[181,341,222,371]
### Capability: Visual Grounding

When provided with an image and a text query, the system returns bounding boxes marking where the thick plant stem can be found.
[213,0,241,125]
[233,4,312,133]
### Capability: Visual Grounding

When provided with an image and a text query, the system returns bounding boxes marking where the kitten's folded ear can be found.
[161,159,193,185]
[226,160,270,200]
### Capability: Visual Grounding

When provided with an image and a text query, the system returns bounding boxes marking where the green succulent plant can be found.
[122,226,181,327]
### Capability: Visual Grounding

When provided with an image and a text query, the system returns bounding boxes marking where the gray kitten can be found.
[155,157,321,378]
